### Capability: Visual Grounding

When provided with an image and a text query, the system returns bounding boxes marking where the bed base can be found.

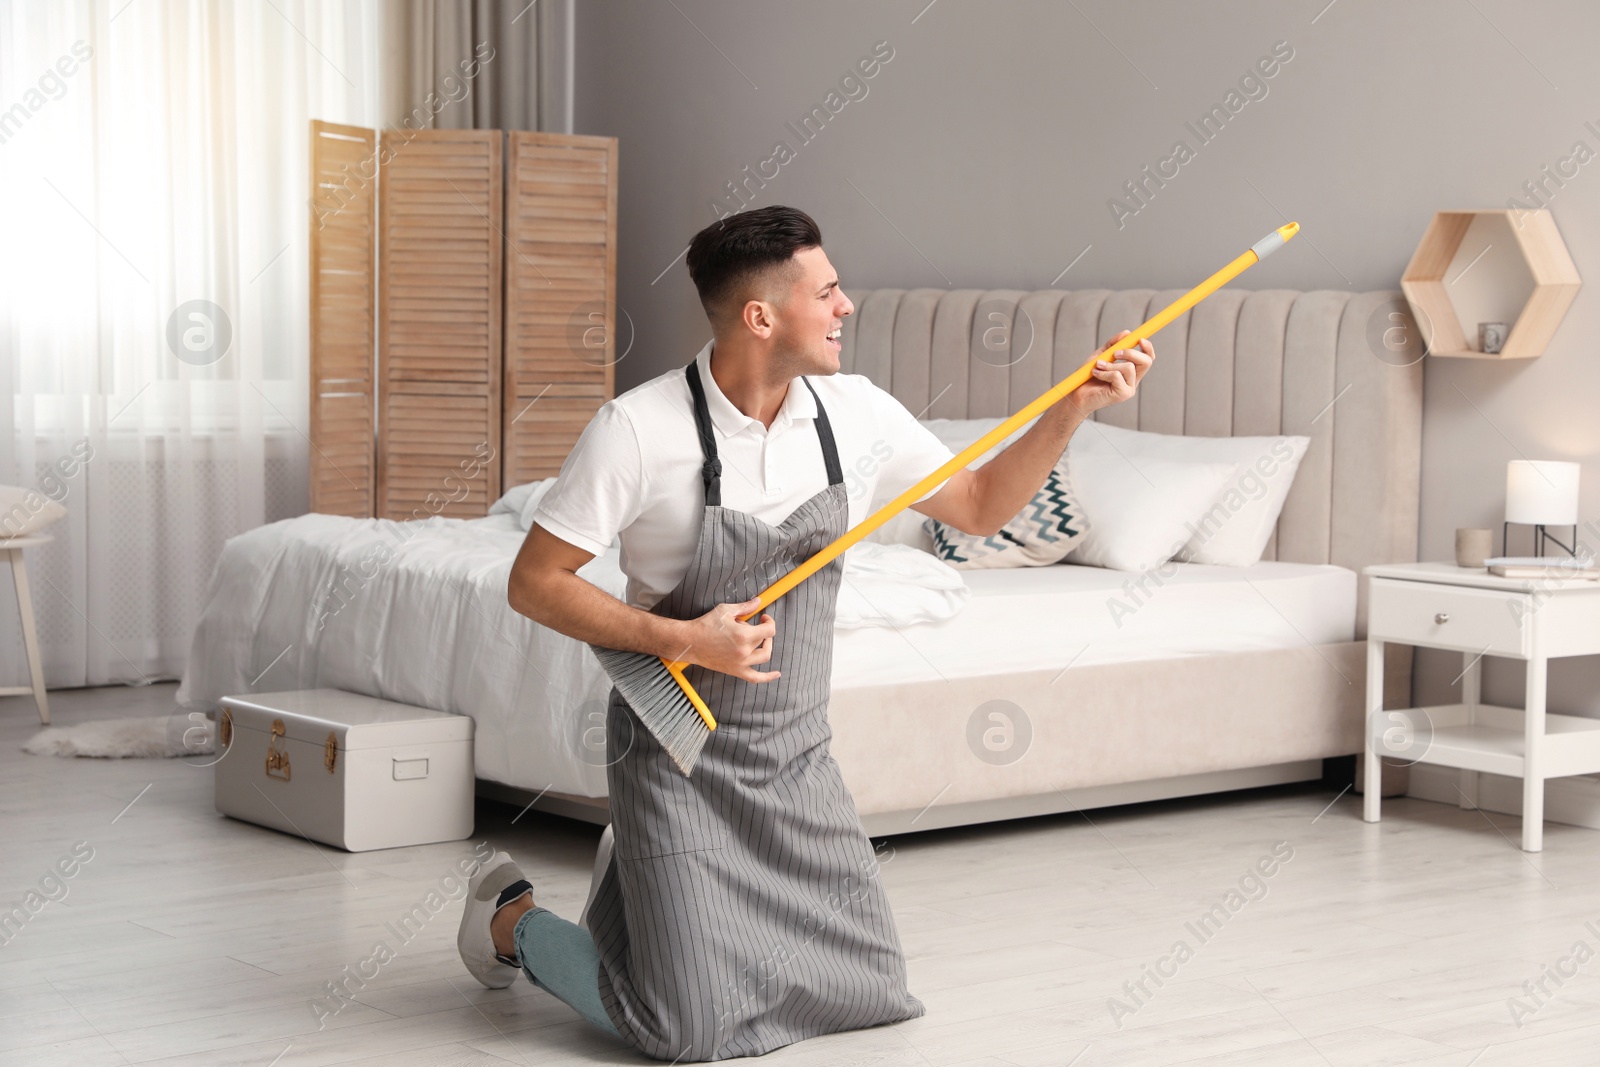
[476,761,1334,837]
[475,762,1323,836]
[475,640,1413,836]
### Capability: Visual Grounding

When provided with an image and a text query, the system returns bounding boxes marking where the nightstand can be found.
[1363,561,1600,851]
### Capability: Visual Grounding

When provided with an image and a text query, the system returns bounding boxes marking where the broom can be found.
[591,222,1301,775]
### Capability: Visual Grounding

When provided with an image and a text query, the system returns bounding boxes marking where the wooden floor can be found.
[5,685,1600,1065]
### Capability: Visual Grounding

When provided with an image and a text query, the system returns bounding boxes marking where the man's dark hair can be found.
[686,206,823,324]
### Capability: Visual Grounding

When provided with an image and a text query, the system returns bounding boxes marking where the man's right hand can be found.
[509,524,783,683]
[675,596,781,683]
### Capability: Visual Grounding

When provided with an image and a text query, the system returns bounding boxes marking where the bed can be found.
[178,287,1423,834]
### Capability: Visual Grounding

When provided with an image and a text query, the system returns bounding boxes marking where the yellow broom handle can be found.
[733,222,1300,623]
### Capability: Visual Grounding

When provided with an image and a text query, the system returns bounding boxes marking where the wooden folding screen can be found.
[309,124,616,519]
[308,121,377,517]
[502,132,619,484]
[376,129,503,520]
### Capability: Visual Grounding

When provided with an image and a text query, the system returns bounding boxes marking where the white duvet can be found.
[177,486,1356,803]
[176,506,968,797]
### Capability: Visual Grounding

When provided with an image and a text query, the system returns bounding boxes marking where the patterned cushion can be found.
[924,460,1088,570]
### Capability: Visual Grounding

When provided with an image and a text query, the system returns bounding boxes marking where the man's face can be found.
[767,245,854,376]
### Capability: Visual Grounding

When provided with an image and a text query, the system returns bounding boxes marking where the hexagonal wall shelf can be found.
[1400,209,1580,359]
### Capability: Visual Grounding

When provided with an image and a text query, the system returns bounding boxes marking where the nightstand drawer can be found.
[1368,579,1529,656]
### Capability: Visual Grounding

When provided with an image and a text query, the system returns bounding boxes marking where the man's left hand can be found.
[1061,329,1153,419]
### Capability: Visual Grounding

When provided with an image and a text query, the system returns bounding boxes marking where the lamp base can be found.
[1502,521,1577,559]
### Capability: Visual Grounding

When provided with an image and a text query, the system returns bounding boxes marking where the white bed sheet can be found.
[177,513,1353,801]
[832,559,1355,687]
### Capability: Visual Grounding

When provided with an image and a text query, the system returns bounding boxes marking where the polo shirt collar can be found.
[694,339,816,437]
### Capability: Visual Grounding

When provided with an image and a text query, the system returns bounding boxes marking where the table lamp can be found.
[1505,460,1580,557]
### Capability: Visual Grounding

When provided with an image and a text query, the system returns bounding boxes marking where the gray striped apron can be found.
[585,359,924,1061]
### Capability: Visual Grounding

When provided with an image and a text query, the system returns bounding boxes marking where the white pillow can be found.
[863,416,1039,552]
[1065,425,1242,571]
[1078,422,1310,566]
[924,454,1087,569]
[1175,438,1308,565]
[919,416,1038,458]
[865,508,939,552]
[0,486,67,538]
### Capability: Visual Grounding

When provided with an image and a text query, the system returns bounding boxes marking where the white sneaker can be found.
[579,824,614,931]
[458,851,533,989]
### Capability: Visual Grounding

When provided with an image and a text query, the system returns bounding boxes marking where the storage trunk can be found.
[214,689,474,852]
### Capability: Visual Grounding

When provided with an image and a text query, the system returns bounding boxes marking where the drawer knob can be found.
[1435,612,1450,624]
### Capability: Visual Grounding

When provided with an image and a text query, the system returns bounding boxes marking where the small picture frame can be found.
[1478,321,1508,354]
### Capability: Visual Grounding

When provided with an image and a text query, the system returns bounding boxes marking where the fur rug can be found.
[23,715,216,758]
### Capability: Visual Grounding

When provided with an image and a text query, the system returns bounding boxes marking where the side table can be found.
[1363,560,1600,851]
[0,534,51,724]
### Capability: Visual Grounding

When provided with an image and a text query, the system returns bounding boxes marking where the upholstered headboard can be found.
[838,288,1424,635]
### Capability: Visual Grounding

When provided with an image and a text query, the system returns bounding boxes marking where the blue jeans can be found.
[513,907,622,1038]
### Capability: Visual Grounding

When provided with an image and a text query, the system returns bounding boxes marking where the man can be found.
[456,205,1152,1060]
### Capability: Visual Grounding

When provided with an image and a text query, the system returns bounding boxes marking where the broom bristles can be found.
[589,644,711,776]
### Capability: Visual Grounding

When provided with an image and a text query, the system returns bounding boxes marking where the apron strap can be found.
[684,359,846,506]
[684,357,723,507]
[802,378,844,487]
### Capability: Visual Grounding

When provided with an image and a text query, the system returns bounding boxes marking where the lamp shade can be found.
[1506,460,1580,525]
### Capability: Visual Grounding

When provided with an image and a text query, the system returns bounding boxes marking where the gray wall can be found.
[574,0,1600,717]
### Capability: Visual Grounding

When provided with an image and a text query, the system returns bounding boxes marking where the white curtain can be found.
[0,1,384,688]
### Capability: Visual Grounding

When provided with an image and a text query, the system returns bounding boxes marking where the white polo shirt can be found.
[531,339,959,610]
